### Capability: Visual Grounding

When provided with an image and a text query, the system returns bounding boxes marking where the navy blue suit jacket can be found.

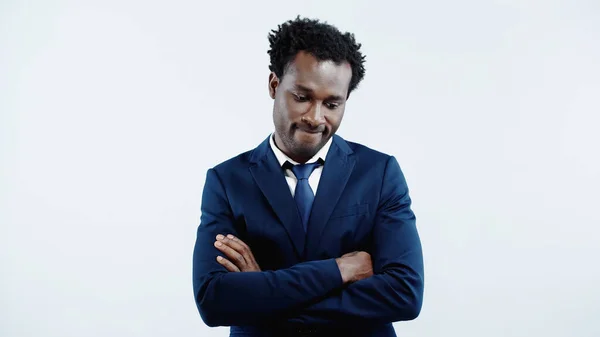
[192,134,424,336]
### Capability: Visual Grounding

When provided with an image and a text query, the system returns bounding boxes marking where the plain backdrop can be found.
[1,1,599,336]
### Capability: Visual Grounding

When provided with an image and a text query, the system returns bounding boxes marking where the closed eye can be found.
[292,93,310,102]
[325,102,340,109]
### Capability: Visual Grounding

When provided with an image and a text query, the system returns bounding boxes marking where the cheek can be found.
[326,110,344,126]
[284,101,307,120]
[274,98,292,123]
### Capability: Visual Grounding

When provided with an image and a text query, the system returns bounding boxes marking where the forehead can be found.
[282,51,352,96]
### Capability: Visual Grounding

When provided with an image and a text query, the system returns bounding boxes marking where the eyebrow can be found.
[293,84,345,101]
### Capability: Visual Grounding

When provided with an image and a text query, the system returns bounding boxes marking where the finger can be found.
[226,234,250,250]
[221,236,258,265]
[216,234,248,253]
[216,256,240,272]
[217,234,257,266]
[219,236,250,256]
[214,241,246,267]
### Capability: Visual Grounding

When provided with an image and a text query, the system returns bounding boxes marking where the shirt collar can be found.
[269,133,332,167]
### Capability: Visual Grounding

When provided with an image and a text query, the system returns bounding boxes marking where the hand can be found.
[214,234,261,272]
[335,251,373,284]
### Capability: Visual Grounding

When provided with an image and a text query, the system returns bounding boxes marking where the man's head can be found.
[267,17,366,163]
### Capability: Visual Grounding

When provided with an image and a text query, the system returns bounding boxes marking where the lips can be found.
[296,124,325,134]
[299,128,322,134]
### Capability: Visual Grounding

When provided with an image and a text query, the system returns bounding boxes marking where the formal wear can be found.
[192,134,424,336]
[269,133,331,197]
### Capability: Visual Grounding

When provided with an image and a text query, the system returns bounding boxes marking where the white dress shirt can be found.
[269,133,332,197]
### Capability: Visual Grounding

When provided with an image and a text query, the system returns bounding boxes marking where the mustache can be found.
[295,122,326,133]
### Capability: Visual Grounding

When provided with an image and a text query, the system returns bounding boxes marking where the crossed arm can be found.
[192,156,424,327]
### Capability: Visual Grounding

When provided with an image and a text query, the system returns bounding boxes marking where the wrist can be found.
[335,257,352,284]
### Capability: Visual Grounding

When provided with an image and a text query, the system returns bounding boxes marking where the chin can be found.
[295,137,327,157]
[293,146,319,161]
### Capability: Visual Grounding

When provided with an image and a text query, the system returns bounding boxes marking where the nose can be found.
[303,102,326,127]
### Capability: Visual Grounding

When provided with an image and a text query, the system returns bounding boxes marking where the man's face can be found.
[269,51,352,163]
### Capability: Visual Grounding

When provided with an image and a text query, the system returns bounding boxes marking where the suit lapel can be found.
[305,135,356,255]
[249,137,306,258]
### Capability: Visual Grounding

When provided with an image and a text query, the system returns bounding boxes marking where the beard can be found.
[275,126,330,163]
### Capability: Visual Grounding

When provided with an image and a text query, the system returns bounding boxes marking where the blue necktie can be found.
[289,161,322,232]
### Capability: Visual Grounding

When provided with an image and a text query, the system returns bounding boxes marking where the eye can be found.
[293,93,309,102]
[325,102,340,110]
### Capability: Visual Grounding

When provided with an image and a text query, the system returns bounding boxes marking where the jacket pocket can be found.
[329,203,369,219]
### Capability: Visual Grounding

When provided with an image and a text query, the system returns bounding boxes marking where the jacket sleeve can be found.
[285,156,425,326]
[192,168,344,327]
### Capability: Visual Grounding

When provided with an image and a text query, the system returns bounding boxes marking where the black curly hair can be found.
[267,16,366,95]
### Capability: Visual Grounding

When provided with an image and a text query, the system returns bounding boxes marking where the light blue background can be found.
[1,1,599,336]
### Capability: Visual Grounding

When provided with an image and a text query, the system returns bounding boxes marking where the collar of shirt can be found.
[269,132,332,167]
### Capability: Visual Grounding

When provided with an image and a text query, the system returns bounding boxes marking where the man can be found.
[192,17,424,337]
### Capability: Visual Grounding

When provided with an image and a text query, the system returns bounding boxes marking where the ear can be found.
[268,72,279,99]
